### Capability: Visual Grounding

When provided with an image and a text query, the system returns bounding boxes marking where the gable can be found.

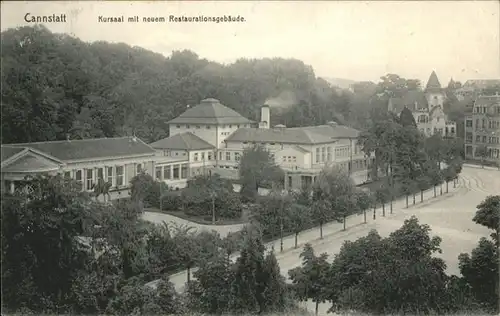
[2,151,64,173]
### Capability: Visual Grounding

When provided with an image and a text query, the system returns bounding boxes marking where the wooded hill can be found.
[1,25,364,144]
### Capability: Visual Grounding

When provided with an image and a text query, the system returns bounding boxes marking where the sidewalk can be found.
[146,176,463,292]
[463,163,500,171]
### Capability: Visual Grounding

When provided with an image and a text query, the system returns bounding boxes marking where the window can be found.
[206,125,211,129]
[136,164,142,174]
[63,171,71,179]
[107,166,114,185]
[243,141,248,144]
[173,165,180,179]
[116,166,124,186]
[476,135,481,142]
[196,125,201,129]
[482,136,487,143]
[208,152,212,160]
[176,125,180,128]
[327,147,332,161]
[97,168,104,181]
[181,164,188,179]
[194,153,199,161]
[321,147,326,162]
[237,125,240,128]
[288,176,292,188]
[75,170,83,187]
[86,169,94,190]
[201,152,205,160]
[282,156,286,162]
[270,142,275,145]
[316,148,320,163]
[482,119,486,128]
[288,156,292,162]
[219,152,223,160]
[229,125,232,128]
[451,127,455,134]
[226,152,231,160]
[164,166,171,179]
[156,167,162,180]
[466,120,473,127]
[292,156,297,163]
[235,152,241,161]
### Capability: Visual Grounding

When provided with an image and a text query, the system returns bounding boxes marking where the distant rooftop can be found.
[168,98,255,125]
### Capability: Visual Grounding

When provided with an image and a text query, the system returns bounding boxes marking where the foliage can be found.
[473,195,500,242]
[327,217,454,315]
[288,244,330,314]
[181,174,242,219]
[239,145,284,201]
[2,25,358,144]
[399,107,417,127]
[1,175,94,313]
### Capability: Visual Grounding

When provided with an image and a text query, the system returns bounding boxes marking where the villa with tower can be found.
[388,71,457,138]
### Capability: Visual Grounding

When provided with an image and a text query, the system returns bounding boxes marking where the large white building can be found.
[388,71,457,138]
[1,98,371,196]
[152,98,371,190]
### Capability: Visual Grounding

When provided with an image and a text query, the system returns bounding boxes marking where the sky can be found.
[1,1,499,84]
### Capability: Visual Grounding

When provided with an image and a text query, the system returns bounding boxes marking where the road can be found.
[146,166,499,315]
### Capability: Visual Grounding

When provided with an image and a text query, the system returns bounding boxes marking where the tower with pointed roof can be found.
[424,71,446,109]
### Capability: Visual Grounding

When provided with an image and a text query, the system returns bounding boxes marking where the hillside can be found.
[1,25,354,144]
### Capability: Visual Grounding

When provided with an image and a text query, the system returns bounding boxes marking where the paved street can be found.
[146,166,499,315]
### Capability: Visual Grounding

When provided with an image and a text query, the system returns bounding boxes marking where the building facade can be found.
[160,98,371,190]
[388,71,457,138]
[1,137,158,199]
[464,94,500,164]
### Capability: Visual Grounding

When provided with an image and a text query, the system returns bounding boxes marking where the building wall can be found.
[464,101,500,163]
[426,91,445,108]
[169,123,252,149]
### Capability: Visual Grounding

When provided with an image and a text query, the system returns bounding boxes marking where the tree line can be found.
[2,172,498,315]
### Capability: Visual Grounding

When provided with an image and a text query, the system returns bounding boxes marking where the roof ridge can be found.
[8,136,131,146]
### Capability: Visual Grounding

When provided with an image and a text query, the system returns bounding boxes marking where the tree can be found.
[230,232,288,314]
[288,203,312,248]
[311,199,332,239]
[375,181,390,217]
[239,145,284,201]
[399,107,417,128]
[429,166,444,198]
[182,174,242,220]
[288,244,330,315]
[416,173,430,202]
[327,217,451,315]
[189,252,234,314]
[1,174,94,313]
[354,190,372,223]
[473,195,500,245]
[443,166,457,193]
[171,223,199,284]
[458,238,499,313]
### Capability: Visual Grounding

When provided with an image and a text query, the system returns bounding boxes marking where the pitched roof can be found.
[474,95,500,107]
[463,79,500,89]
[388,90,428,113]
[225,124,359,145]
[4,137,156,162]
[149,132,214,150]
[425,71,442,92]
[2,154,61,172]
[168,98,255,125]
[1,146,25,163]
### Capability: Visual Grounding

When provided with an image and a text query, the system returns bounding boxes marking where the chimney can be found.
[259,104,270,129]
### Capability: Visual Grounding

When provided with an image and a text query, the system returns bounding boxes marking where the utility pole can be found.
[212,192,216,224]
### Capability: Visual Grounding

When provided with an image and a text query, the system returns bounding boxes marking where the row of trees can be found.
[358,113,464,210]
[289,195,499,315]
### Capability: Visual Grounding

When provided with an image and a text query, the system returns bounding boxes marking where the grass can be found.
[146,208,248,226]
